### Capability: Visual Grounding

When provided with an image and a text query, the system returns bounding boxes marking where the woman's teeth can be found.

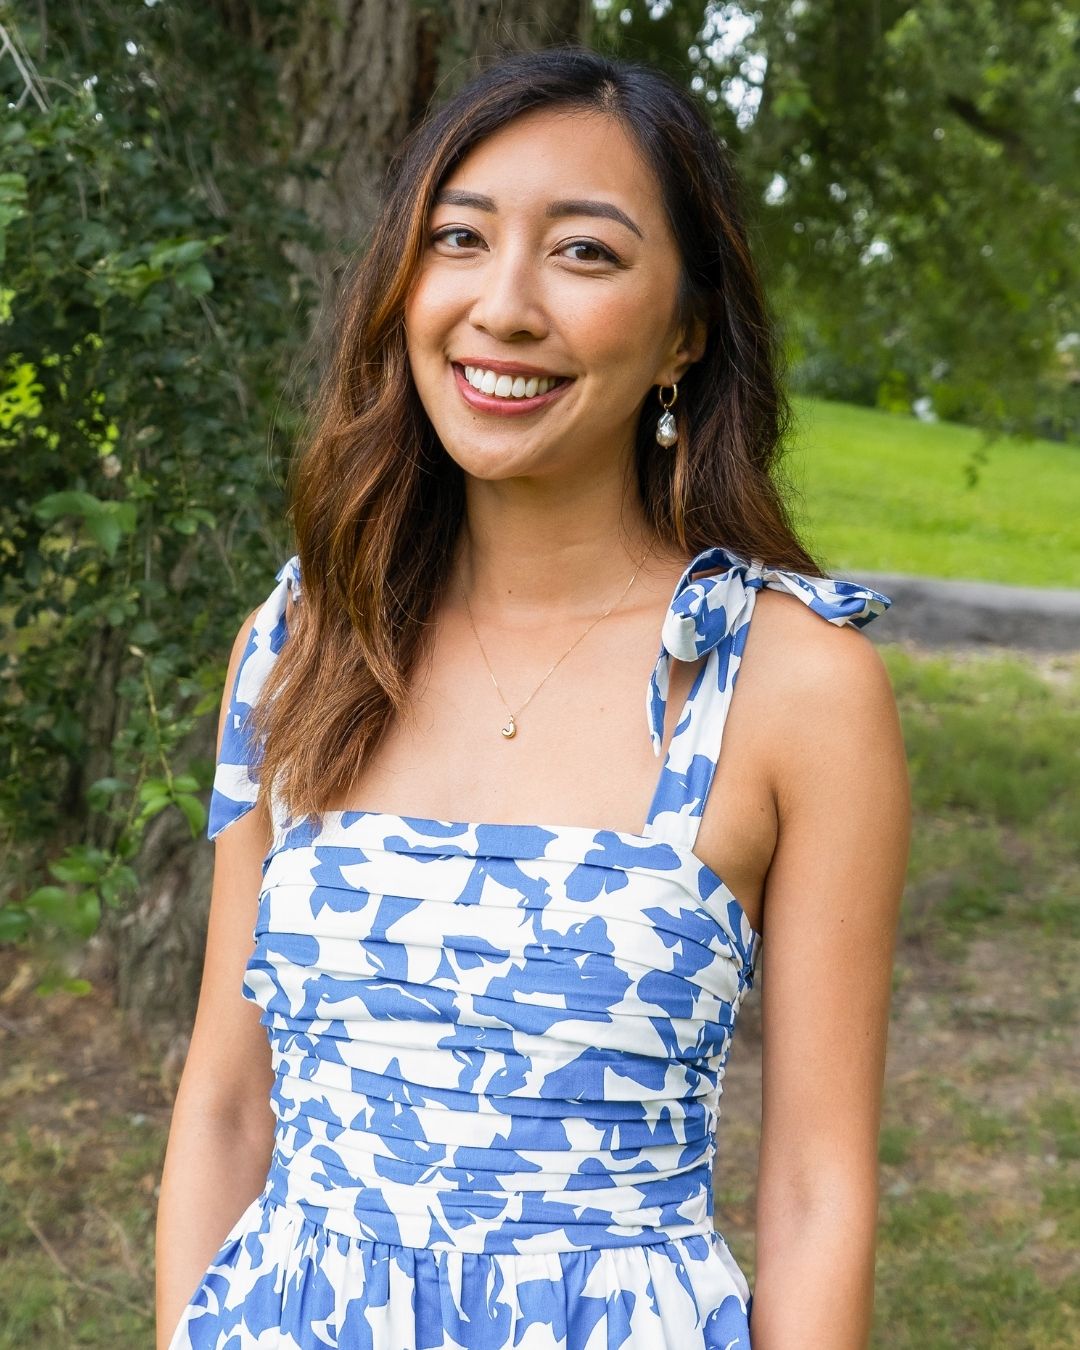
[463,365,562,399]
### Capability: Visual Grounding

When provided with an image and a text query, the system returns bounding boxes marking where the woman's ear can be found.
[661,314,708,385]
[681,314,708,369]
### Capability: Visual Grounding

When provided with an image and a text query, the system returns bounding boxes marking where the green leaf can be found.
[128,621,159,645]
[34,489,101,521]
[112,501,137,531]
[0,907,31,941]
[85,510,122,557]
[115,832,139,861]
[22,886,72,925]
[176,261,214,296]
[175,793,207,837]
[71,889,101,939]
[193,690,221,716]
[89,777,128,798]
[136,797,172,826]
[33,492,137,558]
[99,866,137,908]
[149,238,208,268]
[60,977,93,996]
[36,974,93,996]
[48,855,102,884]
[0,357,44,427]
[0,171,28,266]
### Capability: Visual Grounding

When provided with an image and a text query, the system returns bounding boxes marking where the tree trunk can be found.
[108,0,588,1057]
[207,0,589,346]
[276,0,587,225]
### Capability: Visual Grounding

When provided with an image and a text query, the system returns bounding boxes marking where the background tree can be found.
[0,0,586,1052]
[599,0,1079,443]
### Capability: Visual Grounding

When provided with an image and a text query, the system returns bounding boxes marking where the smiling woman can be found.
[156,44,909,1350]
[406,107,696,480]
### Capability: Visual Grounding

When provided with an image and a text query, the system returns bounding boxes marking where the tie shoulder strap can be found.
[643,545,892,850]
[207,555,301,840]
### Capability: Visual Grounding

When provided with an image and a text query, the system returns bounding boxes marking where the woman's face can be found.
[404,106,703,484]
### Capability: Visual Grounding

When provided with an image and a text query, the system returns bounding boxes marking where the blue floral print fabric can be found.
[169,545,891,1349]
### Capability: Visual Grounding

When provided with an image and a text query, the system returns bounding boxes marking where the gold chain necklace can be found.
[459,549,650,739]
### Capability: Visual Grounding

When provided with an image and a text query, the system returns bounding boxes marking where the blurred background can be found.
[0,1,1077,1345]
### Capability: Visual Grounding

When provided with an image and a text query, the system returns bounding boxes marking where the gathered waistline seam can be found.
[256,1185,723,1256]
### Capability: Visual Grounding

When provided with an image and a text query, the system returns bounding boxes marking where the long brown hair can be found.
[252,44,821,823]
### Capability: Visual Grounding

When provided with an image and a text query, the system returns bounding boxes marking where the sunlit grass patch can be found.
[1040,1176,1080,1248]
[789,396,1080,586]
[886,649,1080,826]
[949,1093,1017,1152]
[1038,1097,1080,1164]
[881,646,1080,953]
[878,1122,917,1166]
[875,1185,1080,1348]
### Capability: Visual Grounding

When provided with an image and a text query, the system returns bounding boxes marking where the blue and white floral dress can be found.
[167,544,891,1350]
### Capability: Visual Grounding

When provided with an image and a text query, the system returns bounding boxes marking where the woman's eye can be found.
[431,226,482,250]
[429,228,618,265]
[561,239,618,264]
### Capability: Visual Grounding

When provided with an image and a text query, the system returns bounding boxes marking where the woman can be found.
[156,44,910,1350]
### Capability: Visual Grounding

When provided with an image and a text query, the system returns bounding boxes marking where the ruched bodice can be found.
[169,545,891,1349]
[251,813,759,1257]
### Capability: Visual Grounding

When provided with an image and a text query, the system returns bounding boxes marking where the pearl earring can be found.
[655,382,678,447]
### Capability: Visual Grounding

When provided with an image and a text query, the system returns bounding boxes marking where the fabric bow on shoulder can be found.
[646,545,892,755]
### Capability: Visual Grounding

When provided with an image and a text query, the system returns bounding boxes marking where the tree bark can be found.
[218,0,590,343]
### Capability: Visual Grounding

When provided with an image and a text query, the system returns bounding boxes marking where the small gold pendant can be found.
[500,715,517,739]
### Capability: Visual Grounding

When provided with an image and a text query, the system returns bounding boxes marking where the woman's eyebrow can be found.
[432,188,644,240]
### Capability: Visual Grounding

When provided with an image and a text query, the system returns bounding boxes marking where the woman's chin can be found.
[447,453,558,483]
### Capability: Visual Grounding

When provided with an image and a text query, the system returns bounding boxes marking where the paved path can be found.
[840,571,1080,652]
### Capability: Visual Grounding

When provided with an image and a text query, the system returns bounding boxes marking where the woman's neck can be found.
[451,474,683,621]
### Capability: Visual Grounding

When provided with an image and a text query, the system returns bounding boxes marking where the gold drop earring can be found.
[655,382,678,447]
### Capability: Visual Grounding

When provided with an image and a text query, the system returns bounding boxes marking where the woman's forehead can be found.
[454,107,642,170]
[434,110,661,223]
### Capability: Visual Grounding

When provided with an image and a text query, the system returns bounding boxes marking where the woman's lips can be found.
[451,362,574,416]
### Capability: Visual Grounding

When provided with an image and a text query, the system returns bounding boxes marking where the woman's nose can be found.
[467,244,548,341]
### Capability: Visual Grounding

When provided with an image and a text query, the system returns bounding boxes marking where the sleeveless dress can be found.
[167,544,891,1350]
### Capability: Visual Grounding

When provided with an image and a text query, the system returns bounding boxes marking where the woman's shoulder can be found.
[753,579,887,671]
[235,601,264,642]
[749,582,899,769]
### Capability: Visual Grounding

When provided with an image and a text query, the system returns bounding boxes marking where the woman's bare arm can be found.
[750,612,911,1349]
[154,606,277,1349]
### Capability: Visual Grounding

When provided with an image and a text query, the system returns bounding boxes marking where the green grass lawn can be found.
[786,398,1080,587]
